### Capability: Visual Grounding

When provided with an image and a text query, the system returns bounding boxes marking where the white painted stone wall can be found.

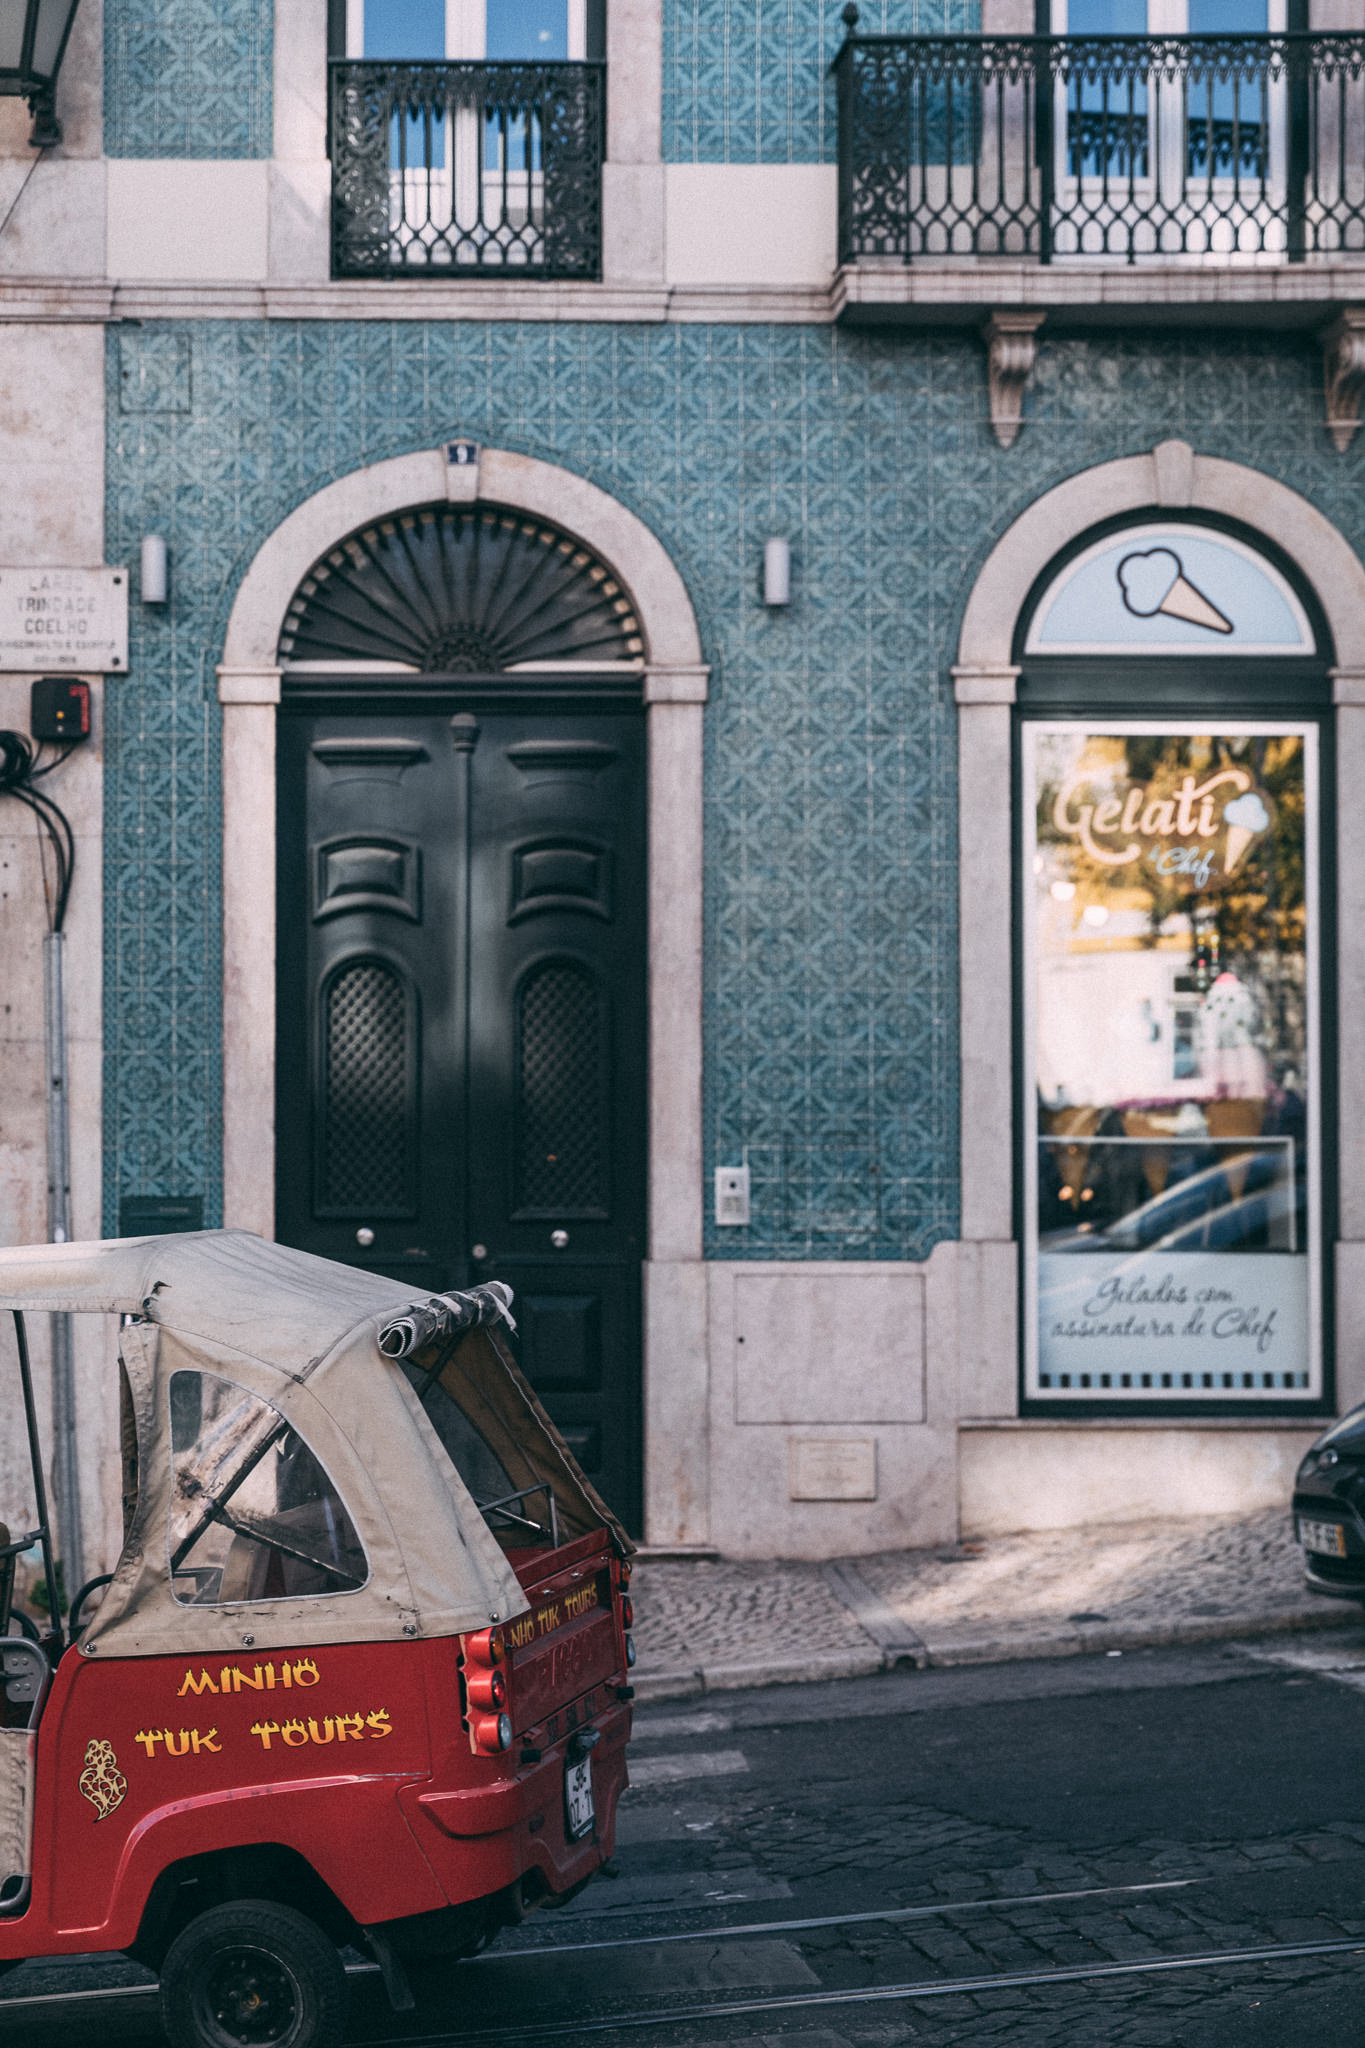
[0,322,120,1582]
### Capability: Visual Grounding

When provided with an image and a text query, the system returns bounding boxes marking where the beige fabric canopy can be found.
[0,1232,623,1661]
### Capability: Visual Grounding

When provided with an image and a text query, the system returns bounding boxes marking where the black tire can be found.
[159,1899,347,2048]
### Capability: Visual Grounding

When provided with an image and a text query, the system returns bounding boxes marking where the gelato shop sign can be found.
[0,567,128,673]
[1052,763,1270,876]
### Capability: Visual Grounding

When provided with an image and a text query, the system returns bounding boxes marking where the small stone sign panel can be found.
[0,567,129,673]
[789,1437,878,1501]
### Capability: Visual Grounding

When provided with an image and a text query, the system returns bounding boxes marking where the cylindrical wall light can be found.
[762,537,791,607]
[140,534,168,605]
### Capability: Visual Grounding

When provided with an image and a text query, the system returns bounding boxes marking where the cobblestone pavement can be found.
[487,1647,1365,2046]
[631,1509,1355,1701]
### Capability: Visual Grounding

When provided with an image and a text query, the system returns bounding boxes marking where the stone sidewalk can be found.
[629,1507,1358,1702]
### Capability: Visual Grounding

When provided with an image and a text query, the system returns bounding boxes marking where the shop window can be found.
[1017,519,1329,1408]
[168,1371,368,1603]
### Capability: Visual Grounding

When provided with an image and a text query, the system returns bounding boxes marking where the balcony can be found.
[329,59,604,281]
[834,25,1365,316]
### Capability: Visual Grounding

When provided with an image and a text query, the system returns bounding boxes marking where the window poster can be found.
[1022,722,1320,1402]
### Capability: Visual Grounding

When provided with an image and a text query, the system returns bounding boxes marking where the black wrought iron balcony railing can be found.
[835,24,1365,264]
[329,59,604,280]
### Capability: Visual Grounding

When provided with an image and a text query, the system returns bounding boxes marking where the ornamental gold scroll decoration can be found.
[78,1738,128,1821]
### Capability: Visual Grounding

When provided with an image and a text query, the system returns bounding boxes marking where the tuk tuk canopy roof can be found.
[0,1233,623,1660]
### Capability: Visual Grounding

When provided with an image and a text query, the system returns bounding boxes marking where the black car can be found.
[1294,1408,1365,1599]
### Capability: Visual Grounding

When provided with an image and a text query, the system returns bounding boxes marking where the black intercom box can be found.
[30,678,91,742]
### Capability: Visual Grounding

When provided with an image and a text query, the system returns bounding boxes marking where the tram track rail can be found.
[2,1889,1364,2042]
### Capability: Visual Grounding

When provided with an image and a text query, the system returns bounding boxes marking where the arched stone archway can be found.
[952,440,1365,1424]
[216,444,709,1545]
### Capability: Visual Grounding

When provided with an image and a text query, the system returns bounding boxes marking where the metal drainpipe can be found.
[44,928,82,1599]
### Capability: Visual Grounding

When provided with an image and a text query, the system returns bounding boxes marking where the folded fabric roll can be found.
[377,1281,516,1360]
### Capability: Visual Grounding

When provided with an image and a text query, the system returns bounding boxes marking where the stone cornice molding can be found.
[951,664,1019,705]
[216,666,282,705]
[644,665,710,703]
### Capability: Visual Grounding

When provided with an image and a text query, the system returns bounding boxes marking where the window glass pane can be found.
[363,0,445,55]
[169,1372,368,1604]
[1189,0,1268,29]
[1066,0,1145,30]
[486,0,570,57]
[1024,723,1318,1403]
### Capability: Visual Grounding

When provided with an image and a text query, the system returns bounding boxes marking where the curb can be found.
[630,1645,883,1704]
[630,1601,1361,1704]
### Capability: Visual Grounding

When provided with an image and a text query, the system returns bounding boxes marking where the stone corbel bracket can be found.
[1323,309,1365,454]
[984,311,1046,450]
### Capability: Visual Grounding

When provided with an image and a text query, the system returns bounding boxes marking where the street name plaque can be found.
[0,566,129,673]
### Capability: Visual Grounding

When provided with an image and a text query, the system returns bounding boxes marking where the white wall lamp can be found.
[140,534,169,605]
[762,537,791,608]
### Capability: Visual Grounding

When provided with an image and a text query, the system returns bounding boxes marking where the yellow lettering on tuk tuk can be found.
[248,1707,393,1751]
[177,1669,219,1697]
[178,1657,324,1699]
[136,1726,221,1757]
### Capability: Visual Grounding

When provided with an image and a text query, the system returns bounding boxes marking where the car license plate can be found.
[1299,1516,1347,1558]
[565,1755,595,1840]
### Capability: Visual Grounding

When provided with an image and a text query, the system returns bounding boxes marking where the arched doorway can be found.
[216,447,711,1546]
[274,502,648,1527]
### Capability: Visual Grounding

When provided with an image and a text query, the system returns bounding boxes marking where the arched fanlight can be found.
[279,504,645,673]
[0,0,82,147]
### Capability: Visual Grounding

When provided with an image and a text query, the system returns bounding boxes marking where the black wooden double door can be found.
[276,697,646,1531]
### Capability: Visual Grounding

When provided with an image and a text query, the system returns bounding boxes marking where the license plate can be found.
[1299,1516,1347,1558]
[565,1754,595,1840]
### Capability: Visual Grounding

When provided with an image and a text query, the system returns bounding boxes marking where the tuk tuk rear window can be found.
[168,1371,369,1605]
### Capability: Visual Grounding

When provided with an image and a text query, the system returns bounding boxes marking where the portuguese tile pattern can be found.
[661,0,978,162]
[104,323,1359,1257]
[104,0,273,158]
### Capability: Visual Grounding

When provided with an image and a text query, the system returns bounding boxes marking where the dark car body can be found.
[1293,1406,1365,1598]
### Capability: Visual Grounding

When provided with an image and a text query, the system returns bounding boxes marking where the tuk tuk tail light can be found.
[465,1626,505,1666]
[472,1711,514,1754]
[625,1633,637,1668]
[619,1559,633,1586]
[467,1667,508,1713]
[620,1595,634,1629]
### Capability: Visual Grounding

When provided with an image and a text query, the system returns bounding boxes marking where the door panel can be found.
[276,699,645,1530]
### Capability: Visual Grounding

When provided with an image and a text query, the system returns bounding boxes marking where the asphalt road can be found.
[7,1637,1365,2046]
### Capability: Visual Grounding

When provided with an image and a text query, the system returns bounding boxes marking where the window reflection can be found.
[1026,724,1317,1399]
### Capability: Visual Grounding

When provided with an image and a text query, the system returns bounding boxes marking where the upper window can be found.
[1054,0,1276,32]
[168,1371,368,1605]
[346,0,589,65]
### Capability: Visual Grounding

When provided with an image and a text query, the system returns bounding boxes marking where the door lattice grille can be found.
[517,963,607,1214]
[322,961,413,1212]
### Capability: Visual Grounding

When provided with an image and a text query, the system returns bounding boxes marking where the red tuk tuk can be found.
[0,1230,635,2047]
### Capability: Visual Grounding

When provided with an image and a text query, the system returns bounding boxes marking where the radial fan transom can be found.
[278,504,645,671]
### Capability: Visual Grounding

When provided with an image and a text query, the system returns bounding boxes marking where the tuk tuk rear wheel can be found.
[159,1899,347,2048]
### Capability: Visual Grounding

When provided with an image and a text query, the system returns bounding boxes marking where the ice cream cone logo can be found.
[1117,548,1233,635]
[1222,791,1271,874]
[77,1737,127,1821]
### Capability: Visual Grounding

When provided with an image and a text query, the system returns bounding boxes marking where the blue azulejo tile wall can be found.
[104,320,1362,1262]
[662,0,978,162]
[104,0,273,156]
